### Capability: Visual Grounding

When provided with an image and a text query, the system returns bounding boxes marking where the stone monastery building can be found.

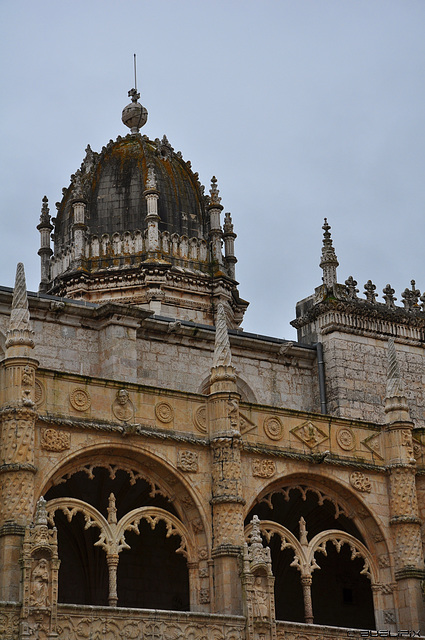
[1,88,425,640]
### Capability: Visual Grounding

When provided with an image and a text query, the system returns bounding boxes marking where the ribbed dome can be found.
[53,134,207,252]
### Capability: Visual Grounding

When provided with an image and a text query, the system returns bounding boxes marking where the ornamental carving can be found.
[34,379,45,406]
[177,450,198,473]
[199,587,210,604]
[155,401,174,424]
[263,415,283,441]
[349,471,372,493]
[69,388,91,412]
[41,428,70,452]
[393,523,422,568]
[112,389,134,422]
[194,405,207,433]
[291,421,328,449]
[336,426,356,451]
[389,466,418,517]
[361,432,383,460]
[378,554,390,568]
[252,459,276,478]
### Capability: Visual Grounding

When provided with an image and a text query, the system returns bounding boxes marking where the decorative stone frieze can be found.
[291,421,328,449]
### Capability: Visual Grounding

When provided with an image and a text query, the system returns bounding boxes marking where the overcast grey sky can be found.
[1,0,424,339]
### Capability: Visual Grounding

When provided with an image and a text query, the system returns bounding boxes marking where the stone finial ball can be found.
[122,101,148,133]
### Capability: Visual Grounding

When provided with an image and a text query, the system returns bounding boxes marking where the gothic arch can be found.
[245,472,390,629]
[38,444,211,611]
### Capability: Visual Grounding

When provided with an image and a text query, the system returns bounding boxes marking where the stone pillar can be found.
[72,199,87,261]
[0,263,38,601]
[208,304,244,615]
[144,166,160,259]
[384,339,425,631]
[37,196,53,293]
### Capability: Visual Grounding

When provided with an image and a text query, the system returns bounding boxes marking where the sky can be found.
[1,0,424,340]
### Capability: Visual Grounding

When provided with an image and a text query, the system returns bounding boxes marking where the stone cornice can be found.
[292,297,425,345]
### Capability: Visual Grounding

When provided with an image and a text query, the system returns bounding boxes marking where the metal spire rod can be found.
[134,53,137,92]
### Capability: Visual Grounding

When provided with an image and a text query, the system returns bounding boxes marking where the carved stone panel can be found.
[291,421,328,449]
[177,450,198,472]
[263,416,283,441]
[349,471,371,493]
[112,389,134,422]
[69,388,91,412]
[252,459,276,479]
[41,429,70,452]
[155,401,174,424]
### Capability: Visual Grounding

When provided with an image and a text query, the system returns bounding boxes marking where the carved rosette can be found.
[194,405,207,434]
[69,388,91,412]
[155,401,174,424]
[263,416,283,441]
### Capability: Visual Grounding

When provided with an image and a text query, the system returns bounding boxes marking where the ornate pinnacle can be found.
[319,218,338,287]
[385,338,408,410]
[213,303,232,368]
[383,284,396,308]
[223,212,234,234]
[34,497,48,526]
[250,515,263,546]
[209,176,222,206]
[364,280,377,303]
[401,280,420,311]
[6,263,34,349]
[345,276,358,300]
[40,196,50,224]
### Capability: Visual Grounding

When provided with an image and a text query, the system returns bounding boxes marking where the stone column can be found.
[384,339,425,631]
[208,304,244,615]
[0,263,38,601]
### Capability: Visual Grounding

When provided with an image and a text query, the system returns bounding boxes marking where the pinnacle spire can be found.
[209,176,222,207]
[212,303,232,368]
[319,218,339,287]
[5,262,34,350]
[385,338,410,419]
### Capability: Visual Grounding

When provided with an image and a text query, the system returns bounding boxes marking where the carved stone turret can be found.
[208,304,244,614]
[0,263,39,601]
[384,339,425,630]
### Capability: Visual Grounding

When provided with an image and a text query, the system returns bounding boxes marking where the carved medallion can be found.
[350,471,372,493]
[112,389,134,422]
[252,458,276,478]
[155,401,174,423]
[336,427,356,451]
[194,405,207,433]
[199,567,209,578]
[177,450,198,472]
[41,428,70,452]
[69,388,91,412]
[198,546,208,560]
[263,416,283,441]
[34,379,45,407]
[291,421,328,449]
